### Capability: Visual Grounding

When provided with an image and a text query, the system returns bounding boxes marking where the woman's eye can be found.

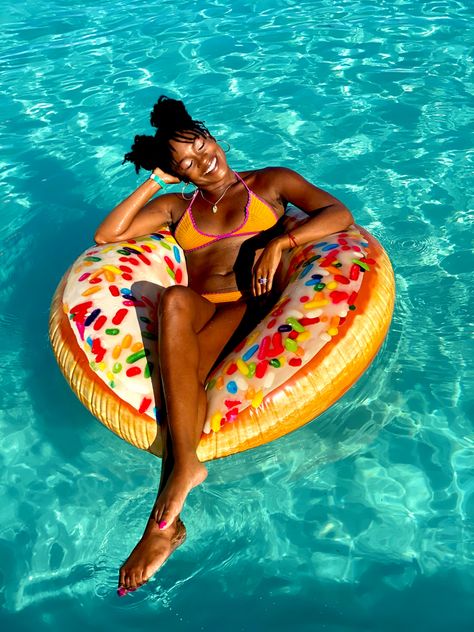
[183,160,192,170]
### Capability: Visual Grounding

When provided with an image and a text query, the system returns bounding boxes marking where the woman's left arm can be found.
[252,167,354,296]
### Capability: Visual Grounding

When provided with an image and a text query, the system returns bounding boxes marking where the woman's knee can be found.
[158,286,194,321]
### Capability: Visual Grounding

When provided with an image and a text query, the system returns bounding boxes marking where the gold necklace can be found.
[199,178,236,214]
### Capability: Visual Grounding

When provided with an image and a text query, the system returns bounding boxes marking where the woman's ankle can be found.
[172,452,202,470]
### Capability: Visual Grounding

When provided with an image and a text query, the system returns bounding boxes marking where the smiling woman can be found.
[87,95,356,594]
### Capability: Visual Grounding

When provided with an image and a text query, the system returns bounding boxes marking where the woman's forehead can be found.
[169,133,203,157]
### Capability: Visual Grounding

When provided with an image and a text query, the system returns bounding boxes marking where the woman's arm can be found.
[252,167,354,296]
[272,167,354,247]
[94,168,180,244]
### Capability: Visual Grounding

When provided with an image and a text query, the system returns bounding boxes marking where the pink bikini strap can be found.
[185,188,199,212]
[187,172,248,213]
[233,170,249,191]
[186,172,245,211]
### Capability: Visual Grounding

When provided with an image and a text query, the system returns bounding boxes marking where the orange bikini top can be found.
[173,171,280,253]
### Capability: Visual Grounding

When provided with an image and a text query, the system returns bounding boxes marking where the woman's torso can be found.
[168,170,286,296]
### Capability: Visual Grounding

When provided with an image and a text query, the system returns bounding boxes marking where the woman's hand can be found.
[152,166,181,185]
[252,239,283,296]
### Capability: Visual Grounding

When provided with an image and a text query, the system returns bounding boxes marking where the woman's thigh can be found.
[196,301,247,382]
[204,291,280,378]
[159,285,247,382]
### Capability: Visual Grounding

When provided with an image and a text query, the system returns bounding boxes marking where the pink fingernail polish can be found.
[117,587,128,597]
[159,520,167,529]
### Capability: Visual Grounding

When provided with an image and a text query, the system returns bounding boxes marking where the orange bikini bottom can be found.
[202,290,243,304]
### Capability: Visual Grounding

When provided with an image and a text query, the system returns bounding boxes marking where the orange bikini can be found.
[200,290,245,303]
[174,171,279,253]
[173,171,280,304]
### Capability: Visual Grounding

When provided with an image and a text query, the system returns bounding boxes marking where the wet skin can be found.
[118,288,247,593]
[95,133,353,593]
[117,141,283,592]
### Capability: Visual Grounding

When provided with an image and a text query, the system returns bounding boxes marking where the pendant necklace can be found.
[199,178,236,214]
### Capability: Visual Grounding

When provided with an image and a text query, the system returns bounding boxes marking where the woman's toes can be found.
[126,572,135,590]
[158,513,170,529]
[152,503,164,523]
[155,505,169,528]
[136,570,145,588]
[158,514,171,530]
[143,566,153,583]
[131,572,141,590]
[159,503,181,530]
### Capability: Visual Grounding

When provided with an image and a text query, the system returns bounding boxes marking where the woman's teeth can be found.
[204,157,217,175]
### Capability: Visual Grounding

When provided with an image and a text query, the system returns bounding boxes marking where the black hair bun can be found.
[123,95,210,175]
[150,95,193,130]
[122,134,158,173]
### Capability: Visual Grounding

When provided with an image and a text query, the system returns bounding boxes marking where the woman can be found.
[95,96,354,594]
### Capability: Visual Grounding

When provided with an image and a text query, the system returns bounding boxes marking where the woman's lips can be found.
[204,156,218,175]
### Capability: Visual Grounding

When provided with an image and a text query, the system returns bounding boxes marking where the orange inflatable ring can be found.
[49,208,395,462]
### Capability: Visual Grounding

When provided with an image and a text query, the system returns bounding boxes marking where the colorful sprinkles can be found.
[64,227,373,435]
[64,234,187,421]
[202,228,373,435]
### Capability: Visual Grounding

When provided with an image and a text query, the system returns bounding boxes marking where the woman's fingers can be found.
[252,240,282,296]
[252,270,260,296]
[254,270,272,296]
[266,273,273,294]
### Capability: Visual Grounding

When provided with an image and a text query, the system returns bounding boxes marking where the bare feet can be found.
[117,458,207,594]
[152,459,208,530]
[118,517,186,593]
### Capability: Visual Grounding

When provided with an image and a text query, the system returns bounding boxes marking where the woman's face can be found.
[168,134,229,185]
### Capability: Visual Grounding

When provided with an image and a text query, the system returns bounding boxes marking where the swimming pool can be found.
[1,0,473,629]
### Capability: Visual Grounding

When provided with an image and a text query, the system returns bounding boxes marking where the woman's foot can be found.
[152,459,208,530]
[118,517,187,593]
[117,458,207,594]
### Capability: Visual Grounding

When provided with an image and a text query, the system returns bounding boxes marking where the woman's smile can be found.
[203,155,218,175]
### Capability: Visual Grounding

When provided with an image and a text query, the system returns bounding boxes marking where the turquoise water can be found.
[1,0,473,629]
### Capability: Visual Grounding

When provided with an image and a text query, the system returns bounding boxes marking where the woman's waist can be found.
[188,270,240,295]
[188,271,249,304]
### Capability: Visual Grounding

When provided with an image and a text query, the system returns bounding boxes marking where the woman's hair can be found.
[122,96,211,176]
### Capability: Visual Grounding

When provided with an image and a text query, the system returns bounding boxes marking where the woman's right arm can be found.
[94,168,180,244]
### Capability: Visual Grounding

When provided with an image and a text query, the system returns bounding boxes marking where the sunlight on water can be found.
[1,0,473,629]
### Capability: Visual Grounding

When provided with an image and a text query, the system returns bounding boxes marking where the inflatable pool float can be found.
[49,208,395,462]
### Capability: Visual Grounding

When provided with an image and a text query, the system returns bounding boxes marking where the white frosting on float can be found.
[62,214,371,434]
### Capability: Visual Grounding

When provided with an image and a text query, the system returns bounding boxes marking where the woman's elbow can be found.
[94,230,126,245]
[340,206,354,228]
[94,231,120,245]
[94,232,108,245]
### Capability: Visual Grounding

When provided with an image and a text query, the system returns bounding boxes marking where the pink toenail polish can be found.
[117,587,128,597]
[159,520,167,529]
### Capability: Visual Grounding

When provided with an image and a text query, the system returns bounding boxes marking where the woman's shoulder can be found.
[238,166,302,186]
[237,167,304,202]
[145,190,192,225]
[236,167,298,214]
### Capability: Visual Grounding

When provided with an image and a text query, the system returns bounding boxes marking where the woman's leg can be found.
[119,287,247,591]
[150,287,248,530]
[118,411,187,592]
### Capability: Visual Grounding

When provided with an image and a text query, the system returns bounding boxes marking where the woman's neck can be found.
[198,169,238,198]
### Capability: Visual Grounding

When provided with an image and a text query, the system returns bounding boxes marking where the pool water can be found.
[1,0,473,630]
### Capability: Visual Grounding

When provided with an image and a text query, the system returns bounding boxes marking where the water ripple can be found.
[1,0,473,626]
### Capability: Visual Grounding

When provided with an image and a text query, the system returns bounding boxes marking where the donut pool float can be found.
[49,208,395,462]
